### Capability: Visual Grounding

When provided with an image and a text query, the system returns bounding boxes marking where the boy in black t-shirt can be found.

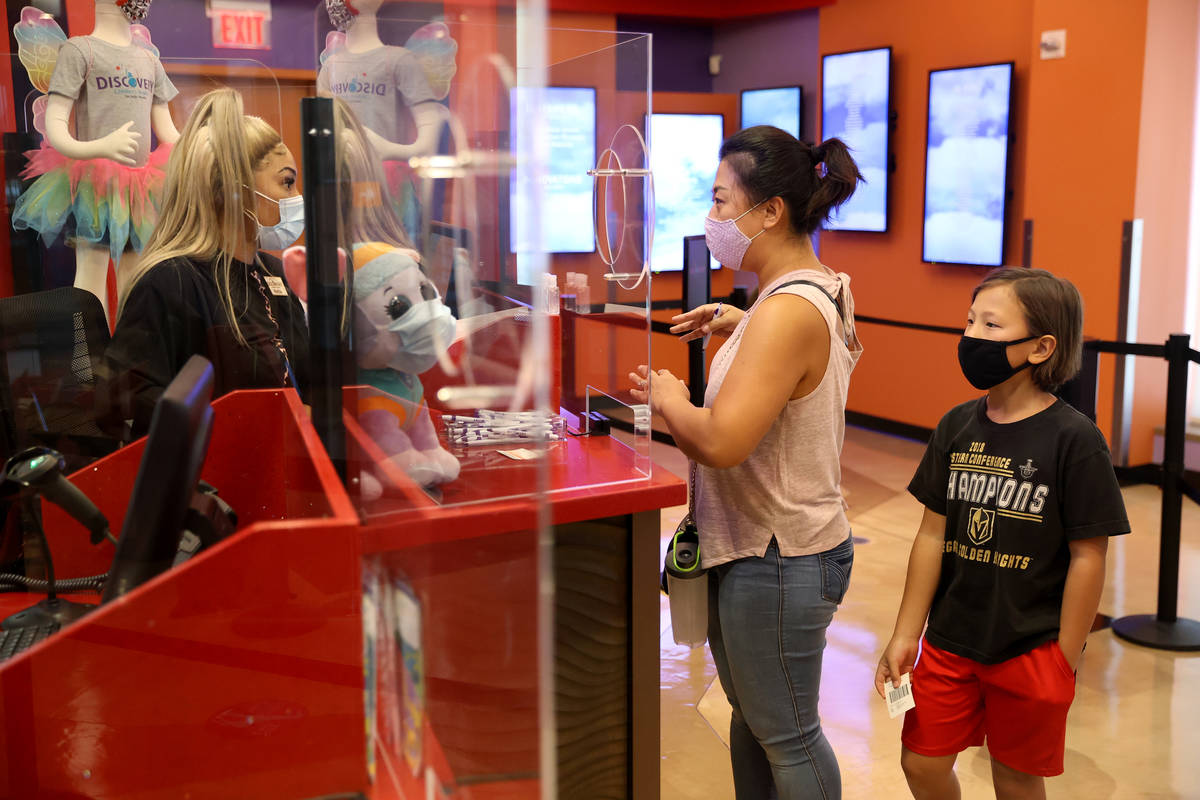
[875,268,1130,798]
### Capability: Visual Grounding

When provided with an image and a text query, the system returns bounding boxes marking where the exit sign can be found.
[210,4,271,50]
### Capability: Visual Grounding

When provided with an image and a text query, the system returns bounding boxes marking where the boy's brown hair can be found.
[972,267,1083,391]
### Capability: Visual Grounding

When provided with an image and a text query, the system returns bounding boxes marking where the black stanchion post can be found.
[1157,333,1188,622]
[1056,340,1099,421]
[1112,332,1200,651]
[300,97,345,480]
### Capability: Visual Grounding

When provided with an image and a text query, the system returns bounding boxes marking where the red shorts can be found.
[901,637,1076,777]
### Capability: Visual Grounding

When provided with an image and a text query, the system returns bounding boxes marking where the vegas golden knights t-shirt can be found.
[908,397,1130,664]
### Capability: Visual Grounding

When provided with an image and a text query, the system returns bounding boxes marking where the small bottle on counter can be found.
[574,273,591,314]
[541,272,560,315]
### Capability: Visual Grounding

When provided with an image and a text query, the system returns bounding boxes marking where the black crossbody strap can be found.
[766,279,843,319]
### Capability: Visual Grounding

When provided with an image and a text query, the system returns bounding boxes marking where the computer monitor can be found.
[649,112,724,271]
[922,61,1015,267]
[508,85,598,271]
[682,235,712,314]
[740,86,803,140]
[821,46,892,232]
[101,355,215,603]
[682,235,711,406]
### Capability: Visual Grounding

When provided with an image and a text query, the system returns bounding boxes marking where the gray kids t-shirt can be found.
[48,36,178,168]
[317,45,437,145]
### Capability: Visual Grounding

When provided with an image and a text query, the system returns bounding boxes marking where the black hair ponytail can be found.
[719,126,863,236]
[801,137,862,233]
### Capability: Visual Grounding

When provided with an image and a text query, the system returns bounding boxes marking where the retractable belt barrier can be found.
[1072,333,1200,651]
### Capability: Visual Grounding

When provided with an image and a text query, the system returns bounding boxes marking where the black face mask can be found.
[957,335,1037,390]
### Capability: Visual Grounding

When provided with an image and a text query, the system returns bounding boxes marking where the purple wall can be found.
[616,16,714,93]
[136,1,318,71]
[142,0,444,72]
[711,9,822,284]
[712,9,820,144]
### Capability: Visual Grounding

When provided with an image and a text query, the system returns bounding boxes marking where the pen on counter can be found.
[703,302,723,348]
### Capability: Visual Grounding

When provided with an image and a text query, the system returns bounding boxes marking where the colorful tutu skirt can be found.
[11,143,172,262]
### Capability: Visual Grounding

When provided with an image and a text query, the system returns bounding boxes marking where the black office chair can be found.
[0,287,119,471]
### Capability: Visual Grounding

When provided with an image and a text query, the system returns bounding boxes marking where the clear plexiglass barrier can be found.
[308,7,656,800]
[311,11,654,518]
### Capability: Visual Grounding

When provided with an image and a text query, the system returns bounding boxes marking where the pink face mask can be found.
[703,199,765,269]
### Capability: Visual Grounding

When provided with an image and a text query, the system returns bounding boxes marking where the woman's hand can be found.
[628,364,689,414]
[875,634,920,698]
[670,303,742,343]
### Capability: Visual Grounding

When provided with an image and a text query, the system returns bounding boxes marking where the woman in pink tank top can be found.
[630,125,864,800]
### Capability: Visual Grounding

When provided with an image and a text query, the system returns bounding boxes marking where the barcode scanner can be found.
[4,447,113,546]
[0,446,108,629]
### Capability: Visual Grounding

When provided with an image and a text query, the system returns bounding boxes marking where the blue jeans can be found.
[707,535,854,800]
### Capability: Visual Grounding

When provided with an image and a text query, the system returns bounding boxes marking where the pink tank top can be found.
[693,269,863,567]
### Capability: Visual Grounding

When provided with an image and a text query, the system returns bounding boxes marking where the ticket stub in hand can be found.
[886,672,915,719]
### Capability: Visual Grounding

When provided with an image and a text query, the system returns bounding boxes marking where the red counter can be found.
[0,388,685,800]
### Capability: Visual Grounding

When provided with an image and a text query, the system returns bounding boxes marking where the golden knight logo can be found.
[967,507,995,546]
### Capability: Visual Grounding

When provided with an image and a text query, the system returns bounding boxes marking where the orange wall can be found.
[819,0,1147,443]
[1024,0,1147,456]
[819,0,1033,428]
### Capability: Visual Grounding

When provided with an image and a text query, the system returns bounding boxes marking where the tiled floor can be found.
[652,426,1200,799]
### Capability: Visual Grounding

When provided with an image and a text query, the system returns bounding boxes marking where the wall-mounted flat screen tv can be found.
[649,112,723,271]
[820,46,891,232]
[922,62,1015,267]
[509,86,597,266]
[740,86,802,140]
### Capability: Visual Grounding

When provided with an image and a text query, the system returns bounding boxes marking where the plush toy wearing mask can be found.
[283,242,460,494]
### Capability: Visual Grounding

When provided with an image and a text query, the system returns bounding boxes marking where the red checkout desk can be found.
[0,386,685,800]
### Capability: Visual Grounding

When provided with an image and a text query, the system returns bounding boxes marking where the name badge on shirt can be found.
[264,275,289,296]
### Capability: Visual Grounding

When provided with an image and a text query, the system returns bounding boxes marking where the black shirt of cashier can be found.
[907,397,1130,665]
[102,252,310,437]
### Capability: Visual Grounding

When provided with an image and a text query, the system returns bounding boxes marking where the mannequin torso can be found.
[12,0,180,322]
[317,0,447,161]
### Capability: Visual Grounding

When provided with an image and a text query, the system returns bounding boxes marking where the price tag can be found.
[886,672,916,719]
[497,448,539,460]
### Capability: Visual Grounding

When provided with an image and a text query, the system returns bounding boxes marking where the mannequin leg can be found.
[114,249,140,318]
[74,242,112,324]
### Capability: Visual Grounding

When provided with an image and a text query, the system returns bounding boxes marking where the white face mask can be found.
[255,192,305,250]
[357,297,457,375]
[385,299,457,374]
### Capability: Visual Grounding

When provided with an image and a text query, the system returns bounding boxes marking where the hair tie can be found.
[811,143,827,164]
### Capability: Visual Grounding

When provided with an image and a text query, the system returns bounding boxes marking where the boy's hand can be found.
[875,635,920,698]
